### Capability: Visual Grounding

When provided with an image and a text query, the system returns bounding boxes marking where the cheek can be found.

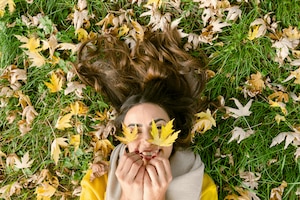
[162,146,173,159]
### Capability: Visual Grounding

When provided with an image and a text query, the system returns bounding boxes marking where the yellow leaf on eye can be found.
[44,72,63,93]
[148,119,179,147]
[55,113,73,130]
[75,28,88,42]
[51,137,68,165]
[115,124,138,144]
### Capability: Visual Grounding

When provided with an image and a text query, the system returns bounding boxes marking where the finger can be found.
[134,166,145,185]
[145,164,159,185]
[153,157,172,179]
[118,152,141,173]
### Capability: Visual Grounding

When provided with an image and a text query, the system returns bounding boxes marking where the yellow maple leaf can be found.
[117,24,129,38]
[44,72,63,93]
[146,0,163,8]
[70,101,89,116]
[94,139,114,158]
[148,119,180,147]
[269,100,288,115]
[0,0,15,17]
[55,113,73,130]
[75,28,88,42]
[51,137,68,165]
[131,20,144,41]
[35,182,56,200]
[248,25,260,40]
[115,124,138,144]
[191,109,216,135]
[70,134,80,151]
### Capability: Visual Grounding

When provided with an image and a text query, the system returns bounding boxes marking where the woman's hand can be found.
[143,157,172,200]
[115,151,145,200]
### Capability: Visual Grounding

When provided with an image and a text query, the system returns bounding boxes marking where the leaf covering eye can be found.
[148,119,180,147]
[115,123,138,144]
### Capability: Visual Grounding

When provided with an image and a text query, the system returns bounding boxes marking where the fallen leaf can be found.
[0,182,22,199]
[245,71,265,96]
[115,124,138,144]
[35,182,56,200]
[146,0,163,8]
[0,0,16,17]
[275,114,285,125]
[15,35,41,52]
[148,119,180,147]
[294,147,300,160]
[22,105,38,124]
[239,171,261,189]
[268,91,289,103]
[269,100,288,115]
[270,128,300,149]
[64,81,86,98]
[51,137,68,165]
[191,109,216,135]
[70,101,88,116]
[25,51,46,67]
[70,134,80,151]
[270,181,287,200]
[14,152,34,169]
[44,72,63,93]
[225,98,253,118]
[55,113,73,130]
[94,139,114,159]
[282,67,300,84]
[228,127,255,144]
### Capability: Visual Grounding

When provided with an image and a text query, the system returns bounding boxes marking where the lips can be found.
[140,150,159,160]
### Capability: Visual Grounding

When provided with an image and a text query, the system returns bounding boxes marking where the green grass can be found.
[1,0,300,199]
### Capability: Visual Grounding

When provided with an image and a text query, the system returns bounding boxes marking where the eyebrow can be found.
[127,118,166,127]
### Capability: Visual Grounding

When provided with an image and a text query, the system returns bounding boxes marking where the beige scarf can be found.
[105,144,204,200]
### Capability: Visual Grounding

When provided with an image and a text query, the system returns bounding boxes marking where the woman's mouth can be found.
[139,150,159,160]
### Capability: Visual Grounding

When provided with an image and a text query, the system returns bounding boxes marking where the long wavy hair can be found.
[74,28,208,147]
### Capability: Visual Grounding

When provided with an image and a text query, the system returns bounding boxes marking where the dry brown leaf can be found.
[73,0,89,31]
[270,181,287,200]
[22,105,38,124]
[268,91,289,103]
[239,171,261,189]
[18,119,32,135]
[0,182,22,199]
[245,71,265,96]
[64,81,86,98]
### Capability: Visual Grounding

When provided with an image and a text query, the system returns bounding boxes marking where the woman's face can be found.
[123,103,173,164]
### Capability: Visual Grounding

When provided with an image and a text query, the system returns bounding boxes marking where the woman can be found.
[75,28,218,199]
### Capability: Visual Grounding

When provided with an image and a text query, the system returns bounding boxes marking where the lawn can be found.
[0,0,300,199]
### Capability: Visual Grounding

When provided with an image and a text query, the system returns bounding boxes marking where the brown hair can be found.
[75,28,208,147]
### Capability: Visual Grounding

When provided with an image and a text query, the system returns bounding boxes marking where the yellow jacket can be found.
[80,170,218,200]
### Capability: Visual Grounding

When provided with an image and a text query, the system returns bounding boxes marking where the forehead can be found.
[123,103,170,125]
